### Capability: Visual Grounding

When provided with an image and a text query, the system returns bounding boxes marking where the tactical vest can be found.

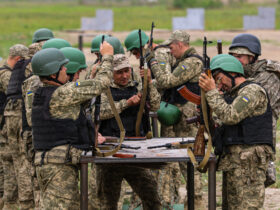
[214,81,273,153]
[0,66,10,115]
[32,86,94,151]
[6,59,31,100]
[163,54,202,104]
[99,85,147,137]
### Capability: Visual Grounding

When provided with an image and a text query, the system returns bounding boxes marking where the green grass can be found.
[0,2,279,57]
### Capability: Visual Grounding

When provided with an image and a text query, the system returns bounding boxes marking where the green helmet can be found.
[104,36,124,54]
[42,38,71,50]
[32,28,54,43]
[91,34,109,53]
[31,48,69,76]
[210,54,244,75]
[157,102,181,126]
[124,30,149,51]
[60,47,87,74]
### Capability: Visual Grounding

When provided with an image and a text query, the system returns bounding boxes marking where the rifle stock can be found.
[177,85,201,105]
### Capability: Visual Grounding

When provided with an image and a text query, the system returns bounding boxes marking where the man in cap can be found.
[0,44,29,209]
[145,30,204,208]
[31,41,112,209]
[199,54,274,209]
[2,44,35,210]
[125,29,180,208]
[96,54,161,210]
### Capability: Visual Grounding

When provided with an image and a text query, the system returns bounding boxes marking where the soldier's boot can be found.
[19,200,35,210]
[2,202,18,210]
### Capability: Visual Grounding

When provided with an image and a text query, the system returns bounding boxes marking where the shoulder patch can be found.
[181,65,187,70]
[75,82,81,87]
[27,91,33,96]
[242,96,249,103]
[160,62,166,65]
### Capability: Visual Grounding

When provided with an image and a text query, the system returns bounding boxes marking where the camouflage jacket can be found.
[151,47,203,90]
[0,61,12,94]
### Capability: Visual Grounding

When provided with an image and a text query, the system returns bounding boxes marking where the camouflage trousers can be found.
[4,115,34,210]
[97,164,162,210]
[219,144,274,210]
[36,163,80,210]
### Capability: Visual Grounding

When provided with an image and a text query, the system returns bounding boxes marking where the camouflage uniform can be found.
[33,54,112,210]
[97,54,161,210]
[21,42,44,209]
[0,61,15,209]
[2,45,35,210]
[243,59,280,147]
[151,31,203,209]
[206,83,274,209]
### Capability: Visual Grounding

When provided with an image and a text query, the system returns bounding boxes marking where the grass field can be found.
[0,2,280,57]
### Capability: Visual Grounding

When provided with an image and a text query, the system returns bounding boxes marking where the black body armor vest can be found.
[32,86,94,151]
[163,54,202,104]
[213,81,273,155]
[6,59,31,100]
[99,86,148,137]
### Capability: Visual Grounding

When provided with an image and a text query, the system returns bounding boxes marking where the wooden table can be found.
[80,137,216,210]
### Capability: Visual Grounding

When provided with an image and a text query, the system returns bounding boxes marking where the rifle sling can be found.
[94,88,125,157]
[135,66,148,136]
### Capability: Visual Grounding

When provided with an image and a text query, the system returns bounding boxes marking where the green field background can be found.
[0,2,280,57]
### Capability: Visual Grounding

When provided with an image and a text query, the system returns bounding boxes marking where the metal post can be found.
[152,116,159,137]
[79,35,83,51]
[208,159,216,210]
[80,162,88,210]
[187,162,194,210]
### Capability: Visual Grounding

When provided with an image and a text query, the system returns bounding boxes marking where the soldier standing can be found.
[144,30,204,209]
[0,45,29,210]
[199,54,274,209]
[97,54,162,210]
[31,43,112,209]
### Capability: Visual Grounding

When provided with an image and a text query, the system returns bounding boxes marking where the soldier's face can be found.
[72,69,84,82]
[113,67,131,86]
[231,53,253,66]
[131,48,140,59]
[214,72,232,92]
[169,42,181,59]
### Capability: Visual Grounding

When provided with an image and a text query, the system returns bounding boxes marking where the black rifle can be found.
[147,140,195,149]
[138,29,144,69]
[149,22,155,49]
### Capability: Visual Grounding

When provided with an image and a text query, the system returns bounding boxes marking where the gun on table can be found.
[104,136,147,143]
[98,143,141,150]
[148,140,195,149]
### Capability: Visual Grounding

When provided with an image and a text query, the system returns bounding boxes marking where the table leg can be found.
[80,162,88,210]
[152,116,159,137]
[208,159,216,210]
[187,162,194,210]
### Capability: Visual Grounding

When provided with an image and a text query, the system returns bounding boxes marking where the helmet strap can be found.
[68,74,74,82]
[223,72,241,88]
[46,69,64,85]
[250,55,258,64]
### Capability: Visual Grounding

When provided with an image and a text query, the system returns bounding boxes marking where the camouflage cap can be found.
[163,30,190,46]
[9,44,29,58]
[228,47,255,56]
[113,54,131,71]
[28,42,44,57]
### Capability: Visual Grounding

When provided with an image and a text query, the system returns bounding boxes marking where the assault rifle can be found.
[98,143,141,150]
[147,140,195,149]
[149,22,155,49]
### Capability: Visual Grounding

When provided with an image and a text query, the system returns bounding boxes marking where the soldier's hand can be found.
[127,93,142,107]
[100,41,113,56]
[140,69,152,84]
[90,63,100,79]
[98,132,106,144]
[199,73,216,92]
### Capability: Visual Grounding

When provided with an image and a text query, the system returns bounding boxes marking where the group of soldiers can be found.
[0,26,279,210]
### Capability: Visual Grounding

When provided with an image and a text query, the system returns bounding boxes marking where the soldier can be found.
[228,33,280,152]
[2,44,35,210]
[0,44,28,210]
[144,30,204,208]
[199,54,274,209]
[125,29,181,208]
[96,54,162,210]
[31,43,112,209]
